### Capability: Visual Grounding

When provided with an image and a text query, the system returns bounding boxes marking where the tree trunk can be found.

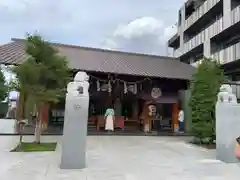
[16,89,25,121]
[41,103,50,131]
[34,106,42,144]
[15,89,27,133]
[34,118,41,144]
[19,123,24,144]
[34,103,50,143]
[24,95,34,125]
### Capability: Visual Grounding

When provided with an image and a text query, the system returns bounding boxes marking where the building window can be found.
[185,1,195,19]
[178,10,182,26]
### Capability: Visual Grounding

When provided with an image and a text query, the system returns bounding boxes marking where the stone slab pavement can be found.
[0,135,240,180]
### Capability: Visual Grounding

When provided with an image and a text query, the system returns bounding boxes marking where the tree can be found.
[189,57,225,144]
[12,34,70,143]
[0,67,7,102]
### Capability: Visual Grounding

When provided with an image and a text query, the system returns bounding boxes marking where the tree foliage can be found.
[12,34,71,106]
[189,57,225,143]
[0,67,7,101]
[12,34,71,143]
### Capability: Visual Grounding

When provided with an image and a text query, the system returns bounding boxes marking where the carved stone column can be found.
[60,71,89,169]
[216,84,239,163]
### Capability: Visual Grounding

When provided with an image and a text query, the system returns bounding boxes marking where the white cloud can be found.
[0,0,27,11]
[0,0,183,99]
[102,17,177,55]
[0,0,180,53]
[102,39,118,50]
[0,0,82,43]
[164,24,178,38]
[113,17,164,39]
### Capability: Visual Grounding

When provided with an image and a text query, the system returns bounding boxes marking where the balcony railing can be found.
[173,48,182,57]
[183,16,223,54]
[185,0,221,30]
[231,83,240,99]
[191,59,203,67]
[231,5,240,26]
[207,5,240,63]
[179,4,240,57]
[211,41,240,64]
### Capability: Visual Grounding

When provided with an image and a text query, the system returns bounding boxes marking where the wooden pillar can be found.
[115,98,122,116]
[132,100,138,119]
[40,103,50,131]
[172,103,179,132]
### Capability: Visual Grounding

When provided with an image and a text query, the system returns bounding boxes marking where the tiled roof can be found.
[0,38,195,80]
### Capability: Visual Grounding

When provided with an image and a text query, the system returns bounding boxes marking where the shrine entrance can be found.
[0,38,194,136]
[47,71,184,135]
[84,72,184,134]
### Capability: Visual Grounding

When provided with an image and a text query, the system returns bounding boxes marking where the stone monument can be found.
[60,71,89,169]
[216,84,240,163]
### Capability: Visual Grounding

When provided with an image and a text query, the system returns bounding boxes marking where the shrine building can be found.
[0,38,195,135]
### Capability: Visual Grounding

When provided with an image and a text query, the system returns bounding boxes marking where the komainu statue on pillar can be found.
[216,84,240,163]
[60,71,89,169]
[217,84,237,104]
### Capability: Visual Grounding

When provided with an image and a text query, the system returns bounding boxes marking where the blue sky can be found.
[0,0,184,55]
[0,0,185,98]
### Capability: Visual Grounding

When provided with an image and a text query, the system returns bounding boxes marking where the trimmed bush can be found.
[189,58,224,144]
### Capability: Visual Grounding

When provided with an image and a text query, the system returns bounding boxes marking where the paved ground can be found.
[0,136,240,180]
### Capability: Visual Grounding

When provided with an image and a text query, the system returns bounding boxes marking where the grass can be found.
[189,137,216,149]
[11,142,57,152]
[194,143,216,149]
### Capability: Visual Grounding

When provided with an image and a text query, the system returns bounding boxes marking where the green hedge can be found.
[0,102,8,118]
[189,58,224,144]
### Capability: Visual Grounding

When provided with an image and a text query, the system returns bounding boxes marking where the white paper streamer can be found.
[97,80,100,91]
[134,84,137,94]
[124,82,127,94]
[108,80,112,92]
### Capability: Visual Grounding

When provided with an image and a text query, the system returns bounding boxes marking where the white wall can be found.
[0,119,16,134]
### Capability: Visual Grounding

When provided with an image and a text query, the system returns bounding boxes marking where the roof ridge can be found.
[11,38,177,60]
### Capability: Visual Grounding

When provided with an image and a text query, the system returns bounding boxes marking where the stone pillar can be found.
[60,71,89,169]
[216,84,239,163]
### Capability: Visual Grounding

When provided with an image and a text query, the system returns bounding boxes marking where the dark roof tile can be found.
[0,38,195,80]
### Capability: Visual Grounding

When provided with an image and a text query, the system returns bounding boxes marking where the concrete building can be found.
[168,0,240,81]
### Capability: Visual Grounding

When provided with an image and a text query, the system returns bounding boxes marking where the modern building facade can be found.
[168,0,240,80]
